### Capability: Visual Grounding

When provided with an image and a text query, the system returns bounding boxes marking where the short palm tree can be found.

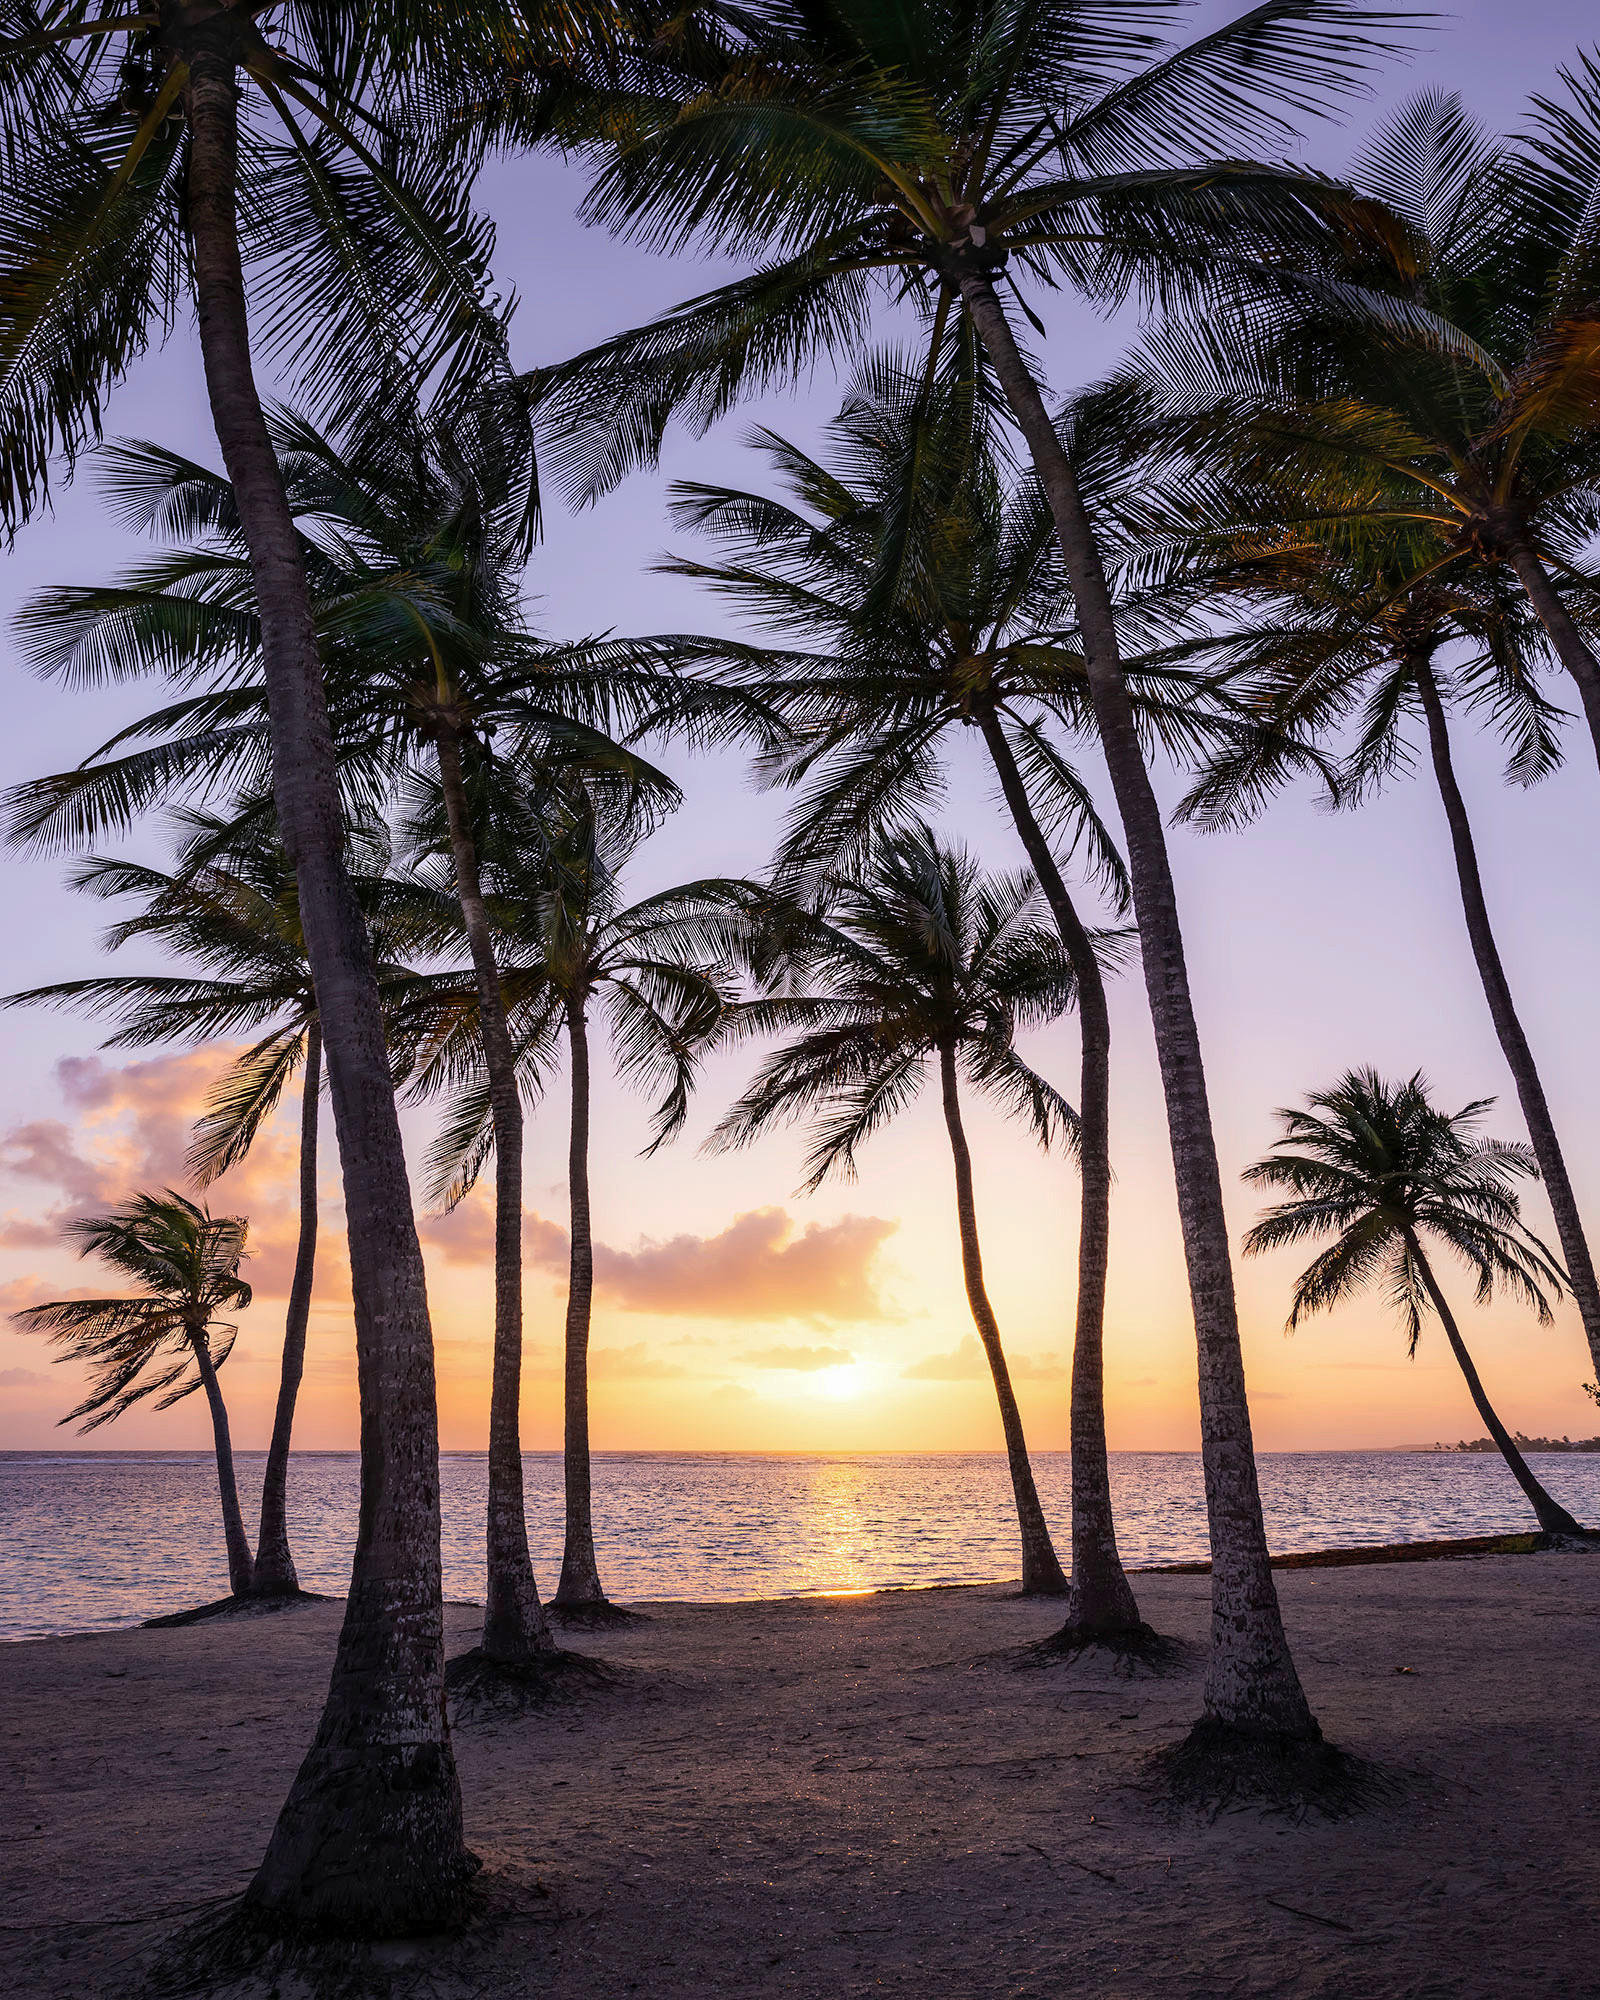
[524,0,1396,1749]
[650,358,1209,1634]
[2,812,434,1598]
[712,826,1098,1595]
[0,0,524,1922]
[409,794,750,1616]
[1243,1069,1586,1540]
[11,1190,257,1594]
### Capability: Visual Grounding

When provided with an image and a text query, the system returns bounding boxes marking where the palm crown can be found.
[1241,1067,1566,1348]
[712,824,1092,1190]
[10,1189,251,1429]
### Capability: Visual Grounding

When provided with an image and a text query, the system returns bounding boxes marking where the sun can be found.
[816,1364,866,1402]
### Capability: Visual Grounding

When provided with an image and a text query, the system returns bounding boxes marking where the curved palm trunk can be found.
[1415,664,1600,1383]
[957,266,1314,1740]
[188,1320,254,1596]
[1500,539,1600,773]
[1404,1231,1584,1536]
[938,1043,1067,1595]
[977,712,1142,1632]
[434,727,555,1661]
[183,44,473,1929]
[251,1021,319,1596]
[555,992,607,1607]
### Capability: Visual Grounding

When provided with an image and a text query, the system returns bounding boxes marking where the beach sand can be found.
[2,1551,1595,1998]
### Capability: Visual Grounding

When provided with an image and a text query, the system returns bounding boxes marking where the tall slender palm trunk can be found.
[251,1022,319,1596]
[1499,538,1600,773]
[957,266,1315,1741]
[1414,663,1600,1383]
[555,991,608,1607]
[189,1318,254,1596]
[977,712,1143,1633]
[1404,1231,1583,1537]
[183,37,474,1930]
[937,1044,1067,1593]
[434,728,555,1661]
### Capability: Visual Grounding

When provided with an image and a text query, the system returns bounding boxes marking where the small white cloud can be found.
[902,1334,1067,1382]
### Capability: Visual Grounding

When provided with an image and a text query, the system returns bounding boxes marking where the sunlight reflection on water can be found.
[4,1447,1599,1640]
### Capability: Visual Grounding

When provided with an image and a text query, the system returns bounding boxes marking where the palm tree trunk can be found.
[188,1320,254,1597]
[251,1020,318,1597]
[937,1043,1067,1595]
[956,265,1314,1739]
[1500,538,1600,772]
[182,40,473,1929]
[976,711,1142,1632]
[433,727,554,1660]
[1415,663,1600,1382]
[555,991,607,1607]
[1404,1231,1584,1536]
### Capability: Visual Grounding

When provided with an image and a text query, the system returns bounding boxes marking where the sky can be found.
[3,0,1600,1458]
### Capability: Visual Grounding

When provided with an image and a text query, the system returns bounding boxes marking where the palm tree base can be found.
[142,1590,326,1629]
[1013,1620,1192,1676]
[548,1597,646,1628]
[1152,1716,1395,1819]
[445,1643,617,1717]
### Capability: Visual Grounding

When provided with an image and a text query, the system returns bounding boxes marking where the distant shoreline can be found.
[1,1443,1582,1458]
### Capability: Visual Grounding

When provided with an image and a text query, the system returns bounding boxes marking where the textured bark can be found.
[938,1043,1067,1595]
[434,727,554,1660]
[1415,664,1600,1382]
[250,1021,318,1596]
[182,42,473,1930]
[977,713,1142,1630]
[555,992,607,1606]
[1502,539,1600,772]
[958,266,1314,1737]
[1406,1231,1584,1536]
[189,1318,254,1596]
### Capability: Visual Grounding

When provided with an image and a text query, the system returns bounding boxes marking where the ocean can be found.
[3,1447,1597,1642]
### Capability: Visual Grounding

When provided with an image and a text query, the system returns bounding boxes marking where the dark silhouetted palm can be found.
[410,795,749,1614]
[11,1190,257,1593]
[712,826,1096,1594]
[1243,1069,1586,1538]
[526,0,1398,1746]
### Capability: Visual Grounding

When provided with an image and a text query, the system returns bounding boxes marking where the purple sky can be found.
[4,1,1600,1455]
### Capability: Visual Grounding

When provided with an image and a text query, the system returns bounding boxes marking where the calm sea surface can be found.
[3,1448,1599,1642]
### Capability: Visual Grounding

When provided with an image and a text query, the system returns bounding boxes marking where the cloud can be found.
[740,1344,855,1372]
[418,1198,567,1272]
[708,1383,756,1404]
[0,1367,44,1387]
[589,1343,689,1381]
[902,1334,1067,1382]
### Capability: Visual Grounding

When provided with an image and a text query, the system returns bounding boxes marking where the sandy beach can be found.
[2,1551,1595,1998]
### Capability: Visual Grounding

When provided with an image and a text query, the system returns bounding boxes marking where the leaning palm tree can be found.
[713,827,1104,1595]
[11,1191,256,1594]
[1166,525,1600,1398]
[524,0,1406,1754]
[408,794,749,1617]
[649,356,1213,1635]
[1243,1069,1586,1540]
[0,2,528,1923]
[2,812,436,1598]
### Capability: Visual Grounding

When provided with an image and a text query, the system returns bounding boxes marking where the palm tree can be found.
[1243,1069,1587,1540]
[712,826,1103,1594]
[523,0,1404,1749]
[0,399,747,1674]
[1124,83,1600,763]
[409,795,748,1616]
[0,1,523,1924]
[648,357,1204,1634]
[1164,526,1600,1399]
[11,1190,257,1594]
[2,812,435,1599]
